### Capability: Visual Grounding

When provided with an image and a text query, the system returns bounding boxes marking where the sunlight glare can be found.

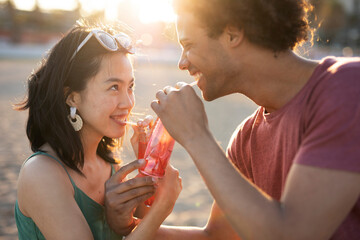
[6,0,176,24]
[12,0,35,11]
[133,0,176,24]
[39,0,77,11]
[104,0,121,22]
[80,0,105,15]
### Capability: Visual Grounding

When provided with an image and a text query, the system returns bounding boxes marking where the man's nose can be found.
[178,52,190,70]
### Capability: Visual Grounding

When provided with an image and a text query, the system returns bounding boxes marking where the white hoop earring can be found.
[68,106,83,131]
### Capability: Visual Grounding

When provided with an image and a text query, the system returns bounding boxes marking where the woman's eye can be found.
[110,85,118,91]
[129,83,135,91]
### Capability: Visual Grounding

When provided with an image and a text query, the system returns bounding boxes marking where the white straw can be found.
[124,121,138,126]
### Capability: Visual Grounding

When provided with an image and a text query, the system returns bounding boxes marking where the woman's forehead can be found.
[98,53,134,79]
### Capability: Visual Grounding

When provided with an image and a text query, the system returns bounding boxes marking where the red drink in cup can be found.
[137,118,175,205]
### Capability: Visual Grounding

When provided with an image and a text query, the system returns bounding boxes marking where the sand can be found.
[0,58,257,239]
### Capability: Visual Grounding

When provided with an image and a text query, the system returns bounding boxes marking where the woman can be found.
[15,22,182,239]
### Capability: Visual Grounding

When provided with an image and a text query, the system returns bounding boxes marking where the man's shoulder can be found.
[319,56,360,79]
[235,107,261,132]
[309,57,360,103]
[228,107,262,146]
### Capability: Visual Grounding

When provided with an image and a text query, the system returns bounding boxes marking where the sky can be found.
[1,0,177,23]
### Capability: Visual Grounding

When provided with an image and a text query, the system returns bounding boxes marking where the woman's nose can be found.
[118,91,134,109]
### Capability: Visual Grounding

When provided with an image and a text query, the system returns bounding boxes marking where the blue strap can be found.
[26,151,77,188]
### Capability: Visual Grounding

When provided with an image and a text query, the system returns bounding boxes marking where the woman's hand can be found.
[104,159,156,236]
[151,164,182,216]
[130,115,154,159]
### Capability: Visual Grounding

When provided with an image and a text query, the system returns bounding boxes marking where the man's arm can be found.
[152,84,360,240]
[156,202,241,240]
[182,131,360,240]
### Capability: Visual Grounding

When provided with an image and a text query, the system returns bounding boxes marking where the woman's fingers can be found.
[115,175,156,193]
[142,115,154,127]
[109,183,155,203]
[106,159,146,186]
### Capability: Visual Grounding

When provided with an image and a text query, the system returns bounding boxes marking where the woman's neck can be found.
[79,128,103,165]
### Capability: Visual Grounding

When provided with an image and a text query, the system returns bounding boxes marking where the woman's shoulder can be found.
[17,152,74,216]
[19,152,71,184]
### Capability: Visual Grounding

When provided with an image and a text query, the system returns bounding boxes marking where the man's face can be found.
[176,13,237,101]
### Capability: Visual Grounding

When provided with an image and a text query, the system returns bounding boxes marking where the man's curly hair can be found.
[174,0,314,52]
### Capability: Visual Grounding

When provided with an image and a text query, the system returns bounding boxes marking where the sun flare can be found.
[3,0,177,24]
[132,0,176,24]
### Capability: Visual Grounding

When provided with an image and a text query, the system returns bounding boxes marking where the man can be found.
[106,0,360,239]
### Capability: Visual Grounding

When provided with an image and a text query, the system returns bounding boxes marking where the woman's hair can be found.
[15,21,132,174]
[174,0,314,52]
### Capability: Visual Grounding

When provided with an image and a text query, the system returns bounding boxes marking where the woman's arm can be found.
[17,155,94,240]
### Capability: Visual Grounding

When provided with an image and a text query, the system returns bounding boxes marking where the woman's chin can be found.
[106,129,126,139]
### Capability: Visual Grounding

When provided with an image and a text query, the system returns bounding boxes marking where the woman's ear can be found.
[224,25,244,48]
[65,89,80,108]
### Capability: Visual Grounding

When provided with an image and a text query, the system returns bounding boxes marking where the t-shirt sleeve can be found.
[226,112,260,180]
[294,64,360,173]
[226,124,241,166]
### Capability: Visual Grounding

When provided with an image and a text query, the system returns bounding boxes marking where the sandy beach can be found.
[0,58,257,239]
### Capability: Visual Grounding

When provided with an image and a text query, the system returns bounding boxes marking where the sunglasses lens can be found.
[97,31,118,51]
[115,33,134,53]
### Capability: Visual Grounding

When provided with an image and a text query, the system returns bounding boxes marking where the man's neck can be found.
[238,48,318,113]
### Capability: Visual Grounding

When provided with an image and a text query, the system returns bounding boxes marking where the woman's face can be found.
[75,52,135,140]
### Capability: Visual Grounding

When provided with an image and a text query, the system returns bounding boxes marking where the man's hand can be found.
[151,82,210,149]
[105,159,156,235]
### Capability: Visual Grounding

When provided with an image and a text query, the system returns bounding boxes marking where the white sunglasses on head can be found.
[70,29,134,61]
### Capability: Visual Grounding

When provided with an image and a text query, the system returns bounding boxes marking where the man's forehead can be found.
[176,13,203,41]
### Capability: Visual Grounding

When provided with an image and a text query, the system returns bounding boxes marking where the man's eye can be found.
[184,43,192,50]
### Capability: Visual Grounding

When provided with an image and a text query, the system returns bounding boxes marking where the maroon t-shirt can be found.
[227,57,360,239]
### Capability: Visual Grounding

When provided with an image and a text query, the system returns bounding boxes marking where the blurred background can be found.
[0,0,359,239]
[0,0,359,58]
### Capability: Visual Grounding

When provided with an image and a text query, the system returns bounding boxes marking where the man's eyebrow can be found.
[179,38,190,46]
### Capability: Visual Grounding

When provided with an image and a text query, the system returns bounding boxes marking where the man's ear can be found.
[224,25,244,48]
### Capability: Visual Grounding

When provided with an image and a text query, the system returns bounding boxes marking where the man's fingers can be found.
[151,100,161,115]
[175,82,188,89]
[155,89,166,102]
[108,159,146,184]
[163,85,177,95]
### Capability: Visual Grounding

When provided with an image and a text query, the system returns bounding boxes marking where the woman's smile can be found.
[110,114,129,126]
